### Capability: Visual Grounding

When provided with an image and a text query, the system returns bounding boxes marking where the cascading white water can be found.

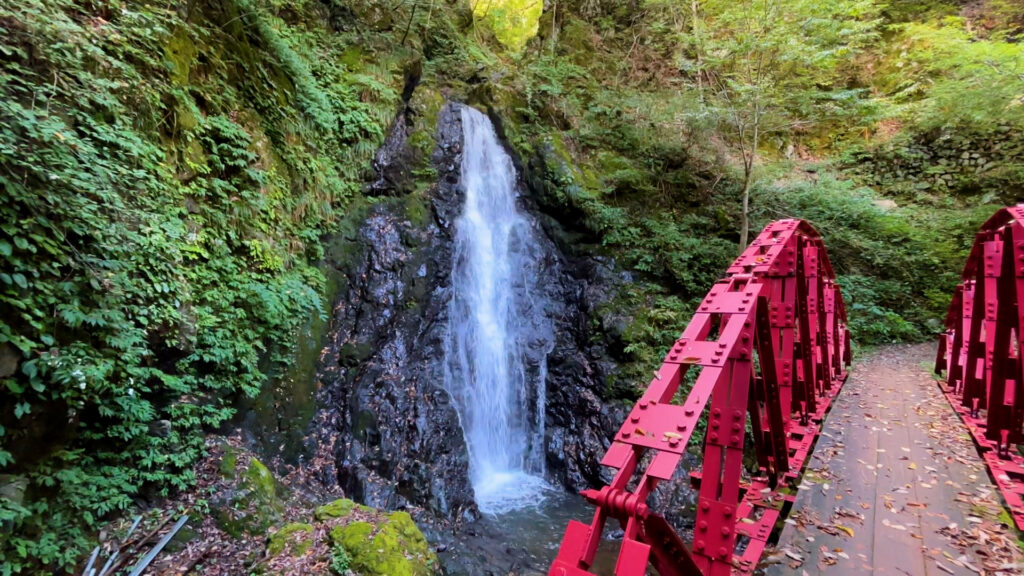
[443,106,554,514]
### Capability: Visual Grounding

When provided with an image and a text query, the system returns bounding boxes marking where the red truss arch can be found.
[549,219,852,576]
[936,204,1024,531]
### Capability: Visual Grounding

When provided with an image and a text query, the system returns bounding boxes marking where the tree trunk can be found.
[739,167,752,253]
[401,4,417,45]
[691,0,704,102]
[551,0,558,55]
[739,116,759,254]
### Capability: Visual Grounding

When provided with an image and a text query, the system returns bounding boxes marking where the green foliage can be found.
[687,0,882,151]
[877,19,1024,133]
[472,0,543,50]
[984,1,1024,39]
[880,0,959,23]
[618,291,694,377]
[0,0,401,571]
[839,275,922,343]
[751,175,992,343]
[330,544,353,574]
[605,216,735,292]
[0,0,1020,571]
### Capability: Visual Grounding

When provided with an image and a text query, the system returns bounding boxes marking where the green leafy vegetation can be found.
[0,0,405,571]
[330,544,353,573]
[2,0,1023,571]
[886,20,1024,133]
[490,0,1020,387]
[472,0,543,50]
[684,0,882,247]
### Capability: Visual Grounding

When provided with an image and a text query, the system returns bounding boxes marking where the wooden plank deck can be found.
[765,344,1022,576]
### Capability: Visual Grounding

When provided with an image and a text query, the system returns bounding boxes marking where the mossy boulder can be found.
[328,511,436,576]
[263,498,439,575]
[314,498,370,521]
[212,447,284,538]
[267,523,314,557]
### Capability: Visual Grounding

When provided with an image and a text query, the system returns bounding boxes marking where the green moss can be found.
[323,199,373,271]
[408,88,446,159]
[215,453,283,538]
[315,498,369,521]
[219,447,239,480]
[402,193,432,228]
[244,457,278,507]
[560,20,597,66]
[471,0,542,51]
[267,523,314,557]
[330,520,371,549]
[341,45,365,69]
[328,515,435,576]
[165,27,197,86]
[385,511,431,553]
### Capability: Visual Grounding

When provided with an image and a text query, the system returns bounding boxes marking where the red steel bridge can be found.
[936,204,1024,532]
[550,219,851,576]
[548,208,1024,576]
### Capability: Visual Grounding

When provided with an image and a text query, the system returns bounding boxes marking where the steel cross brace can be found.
[549,220,851,576]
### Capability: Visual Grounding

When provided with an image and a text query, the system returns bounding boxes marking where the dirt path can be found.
[765,344,1022,576]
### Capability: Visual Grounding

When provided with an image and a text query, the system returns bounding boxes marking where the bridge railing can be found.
[549,219,851,576]
[936,204,1024,531]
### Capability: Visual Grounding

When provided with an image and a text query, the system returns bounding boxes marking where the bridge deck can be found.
[765,344,1022,576]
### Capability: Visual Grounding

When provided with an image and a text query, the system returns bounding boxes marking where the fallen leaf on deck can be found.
[957,556,981,573]
[881,518,907,531]
[835,524,855,537]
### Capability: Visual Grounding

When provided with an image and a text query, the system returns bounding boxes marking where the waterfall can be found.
[443,106,554,514]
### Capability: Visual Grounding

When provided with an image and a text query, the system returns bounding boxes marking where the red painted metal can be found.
[935,204,1024,531]
[549,220,851,576]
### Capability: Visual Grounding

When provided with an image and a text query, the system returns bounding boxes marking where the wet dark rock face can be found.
[315,104,475,520]
[541,256,631,492]
[314,100,635,561]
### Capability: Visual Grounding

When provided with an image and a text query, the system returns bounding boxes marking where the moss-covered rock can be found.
[212,447,283,538]
[244,458,278,507]
[328,512,436,576]
[314,498,369,521]
[267,523,314,557]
